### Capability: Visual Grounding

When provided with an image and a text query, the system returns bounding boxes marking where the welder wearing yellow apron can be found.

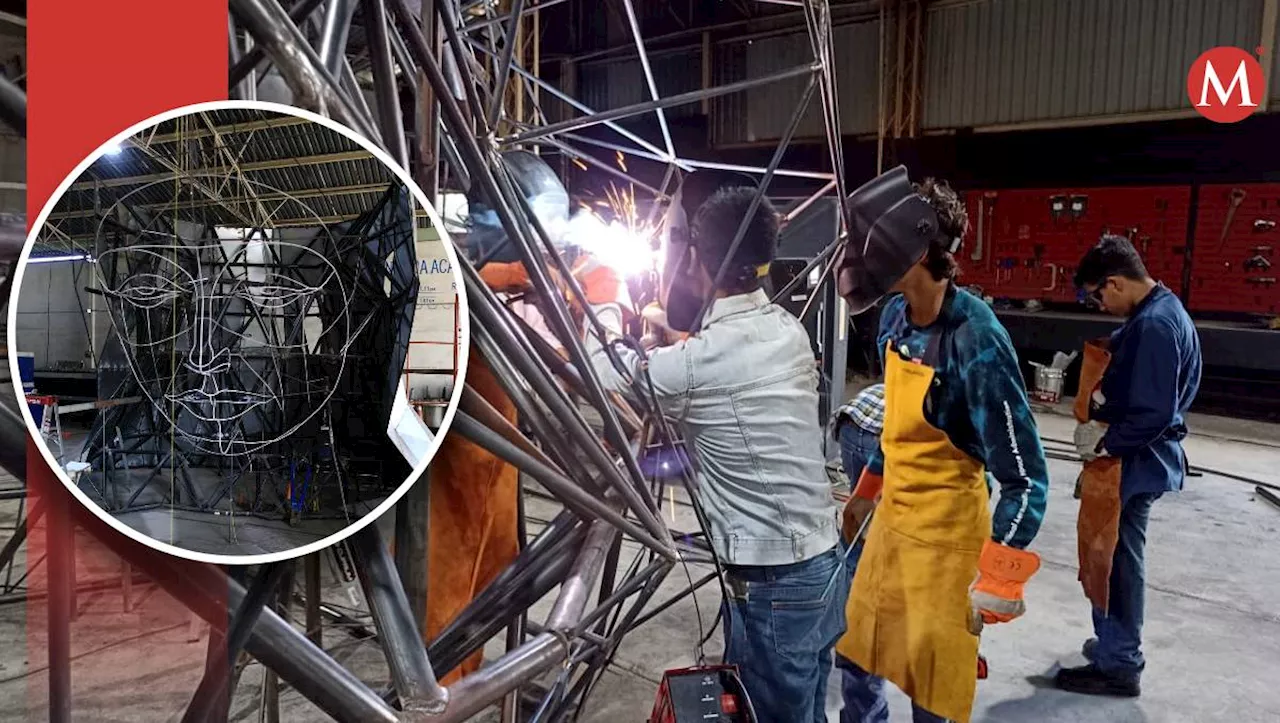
[831,169,1050,723]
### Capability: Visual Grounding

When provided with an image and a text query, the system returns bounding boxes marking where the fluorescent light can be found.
[102,143,123,156]
[28,254,90,265]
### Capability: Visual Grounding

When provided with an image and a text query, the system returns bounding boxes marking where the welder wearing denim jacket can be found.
[1056,236,1202,699]
[581,174,846,723]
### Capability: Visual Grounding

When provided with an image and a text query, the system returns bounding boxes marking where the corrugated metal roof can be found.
[39,108,402,252]
[922,0,1268,130]
[711,21,881,145]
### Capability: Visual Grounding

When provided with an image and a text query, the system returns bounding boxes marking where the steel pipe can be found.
[501,63,820,145]
[350,524,449,713]
[451,410,674,559]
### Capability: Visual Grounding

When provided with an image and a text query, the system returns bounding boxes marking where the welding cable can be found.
[1039,435,1280,492]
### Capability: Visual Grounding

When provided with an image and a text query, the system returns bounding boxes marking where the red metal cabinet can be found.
[1190,184,1280,315]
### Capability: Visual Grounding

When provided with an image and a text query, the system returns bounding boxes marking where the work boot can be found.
[1082,638,1098,662]
[1054,664,1141,698]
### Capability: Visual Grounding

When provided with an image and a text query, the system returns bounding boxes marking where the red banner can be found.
[24,2,229,717]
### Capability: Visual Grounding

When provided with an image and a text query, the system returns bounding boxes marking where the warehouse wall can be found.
[922,0,1273,130]
[566,0,1280,146]
[578,48,705,122]
[712,22,881,145]
[14,260,98,372]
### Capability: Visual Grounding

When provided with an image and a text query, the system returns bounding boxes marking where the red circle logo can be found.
[1187,47,1265,123]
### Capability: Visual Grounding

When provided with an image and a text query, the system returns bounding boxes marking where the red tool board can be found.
[959,186,1192,305]
[1190,183,1280,315]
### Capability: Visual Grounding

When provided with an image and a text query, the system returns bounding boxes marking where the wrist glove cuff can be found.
[852,469,883,501]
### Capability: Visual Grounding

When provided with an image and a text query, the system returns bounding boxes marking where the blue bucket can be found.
[28,400,44,428]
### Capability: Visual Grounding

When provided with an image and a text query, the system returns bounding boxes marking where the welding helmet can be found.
[835,165,958,315]
[464,150,570,264]
[659,169,763,332]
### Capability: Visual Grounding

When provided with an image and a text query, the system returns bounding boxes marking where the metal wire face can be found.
[93,190,356,458]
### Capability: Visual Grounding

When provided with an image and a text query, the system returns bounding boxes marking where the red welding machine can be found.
[649,665,755,723]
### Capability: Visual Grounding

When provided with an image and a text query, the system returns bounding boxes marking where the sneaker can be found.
[1082,638,1098,662]
[1054,664,1141,698]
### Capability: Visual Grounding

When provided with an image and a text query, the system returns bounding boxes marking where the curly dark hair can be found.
[914,178,968,282]
[691,185,780,293]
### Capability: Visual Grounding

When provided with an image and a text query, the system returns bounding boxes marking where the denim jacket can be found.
[587,290,841,566]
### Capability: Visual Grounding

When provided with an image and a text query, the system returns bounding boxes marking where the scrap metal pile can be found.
[2,1,860,721]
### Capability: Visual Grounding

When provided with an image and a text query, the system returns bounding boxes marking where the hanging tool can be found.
[1254,219,1276,233]
[1043,263,1060,292]
[1049,195,1067,222]
[1244,254,1273,272]
[984,193,997,273]
[1069,195,1088,220]
[1246,277,1276,287]
[971,196,986,262]
[1138,235,1153,256]
[1218,188,1248,251]
[1250,245,1274,254]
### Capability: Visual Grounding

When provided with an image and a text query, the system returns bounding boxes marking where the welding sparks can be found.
[565,183,659,277]
[615,151,628,173]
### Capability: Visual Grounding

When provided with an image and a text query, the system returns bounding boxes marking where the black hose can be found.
[1039,435,1280,493]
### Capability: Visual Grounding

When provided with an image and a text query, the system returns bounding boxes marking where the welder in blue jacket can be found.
[1057,234,1202,698]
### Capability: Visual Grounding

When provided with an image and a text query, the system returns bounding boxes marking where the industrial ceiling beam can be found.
[68,150,376,191]
[135,114,315,146]
[122,132,261,229]
[46,183,391,222]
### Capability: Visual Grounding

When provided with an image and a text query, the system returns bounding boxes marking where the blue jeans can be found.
[723,547,849,723]
[1091,491,1161,680]
[839,422,879,485]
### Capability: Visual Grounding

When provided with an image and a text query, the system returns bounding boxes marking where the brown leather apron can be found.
[1075,339,1123,611]
[424,349,520,683]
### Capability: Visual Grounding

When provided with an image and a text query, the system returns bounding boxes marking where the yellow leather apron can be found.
[1074,339,1122,611]
[836,339,990,723]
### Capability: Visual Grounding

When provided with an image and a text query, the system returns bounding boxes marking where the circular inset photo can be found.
[8,101,468,564]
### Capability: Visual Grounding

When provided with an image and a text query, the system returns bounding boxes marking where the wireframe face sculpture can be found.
[96,233,352,456]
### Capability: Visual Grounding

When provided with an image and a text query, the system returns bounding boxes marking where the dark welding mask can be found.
[464,150,570,265]
[659,170,761,332]
[835,165,957,315]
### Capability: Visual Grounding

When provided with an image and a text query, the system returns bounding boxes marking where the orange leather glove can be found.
[968,539,1041,629]
[841,469,882,545]
[480,261,533,293]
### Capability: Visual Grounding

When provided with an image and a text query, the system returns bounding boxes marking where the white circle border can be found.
[7,99,472,566]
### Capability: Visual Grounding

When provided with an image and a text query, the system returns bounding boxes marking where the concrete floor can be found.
[63,428,385,558]
[0,407,1277,722]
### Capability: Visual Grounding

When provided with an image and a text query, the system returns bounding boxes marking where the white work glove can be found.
[1073,420,1109,462]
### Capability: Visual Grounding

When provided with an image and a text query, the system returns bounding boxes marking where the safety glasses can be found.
[1085,277,1113,308]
